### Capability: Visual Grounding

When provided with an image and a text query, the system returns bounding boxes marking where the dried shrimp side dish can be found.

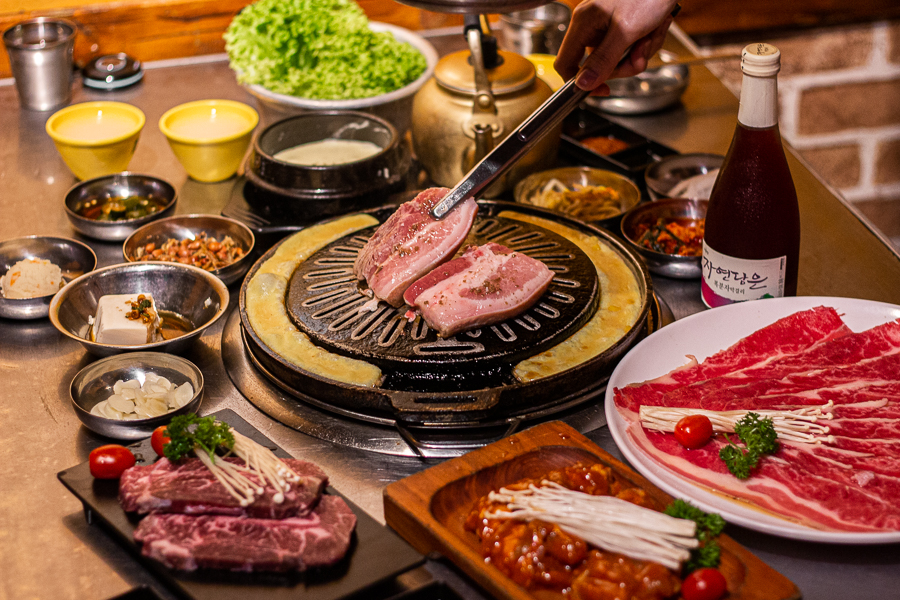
[634,217,705,256]
[135,233,246,271]
[530,178,623,222]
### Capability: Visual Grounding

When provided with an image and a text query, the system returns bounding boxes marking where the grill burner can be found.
[286,215,599,385]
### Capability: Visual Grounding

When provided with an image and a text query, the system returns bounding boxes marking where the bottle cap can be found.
[741,43,780,77]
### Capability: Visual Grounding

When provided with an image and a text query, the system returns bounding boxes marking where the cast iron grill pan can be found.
[285,214,599,380]
[239,201,652,427]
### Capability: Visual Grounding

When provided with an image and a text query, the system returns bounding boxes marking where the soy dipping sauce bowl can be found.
[245,111,411,218]
[64,173,177,241]
[70,351,203,440]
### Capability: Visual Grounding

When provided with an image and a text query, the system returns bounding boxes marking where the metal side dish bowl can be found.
[620,197,708,279]
[123,214,255,286]
[49,261,229,356]
[0,236,97,320]
[587,64,690,115]
[64,173,177,241]
[70,351,203,440]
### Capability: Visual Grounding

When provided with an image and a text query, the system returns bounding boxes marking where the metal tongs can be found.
[430,77,590,220]
[431,3,681,220]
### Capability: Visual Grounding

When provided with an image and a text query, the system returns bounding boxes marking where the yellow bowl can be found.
[159,100,259,183]
[527,54,565,91]
[46,101,146,180]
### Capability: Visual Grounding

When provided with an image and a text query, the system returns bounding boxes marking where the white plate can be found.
[605,296,900,544]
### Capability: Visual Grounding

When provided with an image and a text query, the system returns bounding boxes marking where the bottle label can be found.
[701,242,786,308]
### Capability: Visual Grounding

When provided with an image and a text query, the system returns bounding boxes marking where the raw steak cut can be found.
[133,495,357,572]
[354,187,478,307]
[613,307,900,532]
[119,458,327,519]
[403,243,554,337]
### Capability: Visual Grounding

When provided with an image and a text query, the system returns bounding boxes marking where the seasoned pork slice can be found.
[405,243,554,337]
[119,457,327,519]
[354,187,478,306]
[133,495,357,572]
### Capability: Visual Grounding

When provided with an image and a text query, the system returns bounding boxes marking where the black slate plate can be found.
[58,409,425,600]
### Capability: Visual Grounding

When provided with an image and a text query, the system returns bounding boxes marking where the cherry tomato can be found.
[674,414,714,449]
[89,444,136,479]
[151,425,171,456]
[682,568,727,600]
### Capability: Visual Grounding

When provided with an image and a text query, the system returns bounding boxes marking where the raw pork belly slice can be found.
[404,243,554,338]
[133,495,357,572]
[119,458,327,519]
[613,308,900,532]
[354,187,478,307]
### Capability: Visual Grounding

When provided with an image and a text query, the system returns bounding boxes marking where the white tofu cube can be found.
[93,293,162,345]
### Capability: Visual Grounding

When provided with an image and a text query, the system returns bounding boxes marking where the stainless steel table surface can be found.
[1,29,899,600]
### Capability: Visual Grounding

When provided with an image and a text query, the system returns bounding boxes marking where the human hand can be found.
[554,0,679,94]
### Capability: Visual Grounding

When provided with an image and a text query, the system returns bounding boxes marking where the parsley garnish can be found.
[719,412,779,479]
[664,499,725,572]
[163,414,234,461]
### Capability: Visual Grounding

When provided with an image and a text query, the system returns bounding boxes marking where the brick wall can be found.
[700,21,900,250]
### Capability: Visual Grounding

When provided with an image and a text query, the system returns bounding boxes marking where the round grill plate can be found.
[286,215,599,378]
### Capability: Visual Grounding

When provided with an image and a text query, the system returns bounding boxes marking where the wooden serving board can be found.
[384,421,800,600]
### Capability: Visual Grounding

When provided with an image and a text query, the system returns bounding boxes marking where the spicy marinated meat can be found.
[465,463,681,600]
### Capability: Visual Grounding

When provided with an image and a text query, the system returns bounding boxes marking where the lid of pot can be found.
[435,50,536,95]
[83,53,143,90]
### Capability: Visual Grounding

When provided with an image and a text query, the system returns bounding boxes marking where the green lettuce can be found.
[224,0,427,100]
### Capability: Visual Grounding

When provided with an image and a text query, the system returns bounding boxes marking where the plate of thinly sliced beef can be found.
[57,410,424,600]
[606,297,900,543]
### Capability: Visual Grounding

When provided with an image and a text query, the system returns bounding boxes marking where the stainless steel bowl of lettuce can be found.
[225,0,435,101]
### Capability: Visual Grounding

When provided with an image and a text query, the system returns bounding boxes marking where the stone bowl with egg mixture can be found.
[70,351,203,440]
[245,111,412,219]
[49,262,229,357]
[0,236,97,320]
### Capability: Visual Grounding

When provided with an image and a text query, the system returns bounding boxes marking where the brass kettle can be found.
[411,27,560,198]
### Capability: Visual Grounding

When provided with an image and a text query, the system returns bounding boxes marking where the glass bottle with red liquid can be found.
[701,43,800,308]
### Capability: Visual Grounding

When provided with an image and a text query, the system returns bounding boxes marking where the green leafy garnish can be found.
[664,499,725,572]
[163,414,235,462]
[224,0,427,100]
[719,412,779,479]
